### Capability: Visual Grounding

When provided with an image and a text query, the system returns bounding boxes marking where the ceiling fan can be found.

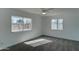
[41,8,54,15]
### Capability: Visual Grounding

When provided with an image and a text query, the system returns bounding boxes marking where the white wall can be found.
[1,8,79,49]
[42,9,79,41]
[0,9,42,49]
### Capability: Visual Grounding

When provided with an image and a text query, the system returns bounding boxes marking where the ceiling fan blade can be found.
[41,8,46,12]
[41,8,54,12]
[46,8,54,11]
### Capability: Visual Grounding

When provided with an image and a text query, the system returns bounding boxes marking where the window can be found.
[51,19,63,30]
[11,16,32,32]
[51,19,57,30]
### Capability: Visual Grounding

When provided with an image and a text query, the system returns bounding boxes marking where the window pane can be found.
[52,19,57,24]
[11,16,23,32]
[23,18,32,31]
[58,19,63,30]
[51,19,57,30]
[58,24,63,30]
[58,19,63,23]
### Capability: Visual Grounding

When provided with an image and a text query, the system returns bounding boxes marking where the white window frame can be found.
[11,16,32,32]
[51,19,63,30]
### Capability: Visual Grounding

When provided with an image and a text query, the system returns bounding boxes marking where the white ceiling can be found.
[16,8,79,16]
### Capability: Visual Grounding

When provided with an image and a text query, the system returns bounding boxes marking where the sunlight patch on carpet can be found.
[24,38,52,47]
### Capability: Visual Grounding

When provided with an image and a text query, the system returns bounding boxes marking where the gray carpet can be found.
[1,35,79,51]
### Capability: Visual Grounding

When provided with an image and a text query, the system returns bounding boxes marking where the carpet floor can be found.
[1,36,79,51]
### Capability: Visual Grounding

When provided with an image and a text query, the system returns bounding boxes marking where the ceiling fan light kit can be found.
[41,8,54,15]
[42,12,46,15]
